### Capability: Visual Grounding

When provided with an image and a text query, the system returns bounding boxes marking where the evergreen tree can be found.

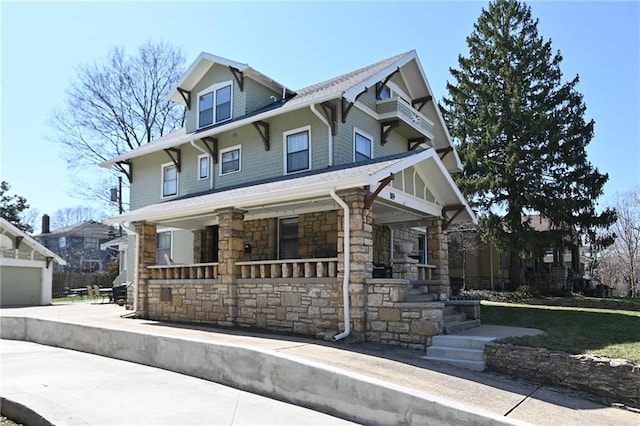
[442,0,615,286]
[0,181,33,233]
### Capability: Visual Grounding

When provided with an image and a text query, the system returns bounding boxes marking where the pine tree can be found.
[442,0,616,286]
[0,181,33,233]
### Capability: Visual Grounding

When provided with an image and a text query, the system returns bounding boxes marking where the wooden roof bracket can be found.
[341,89,367,123]
[46,256,54,268]
[164,148,181,172]
[408,137,426,151]
[229,66,244,91]
[15,236,23,250]
[116,160,132,183]
[412,95,432,112]
[436,146,454,160]
[375,68,400,99]
[442,204,465,230]
[320,101,337,136]
[177,87,191,110]
[380,120,400,146]
[202,137,218,163]
[364,173,395,209]
[252,121,270,151]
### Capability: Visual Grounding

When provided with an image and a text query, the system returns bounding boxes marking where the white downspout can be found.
[310,104,333,167]
[330,188,350,341]
[122,223,139,316]
[190,140,214,190]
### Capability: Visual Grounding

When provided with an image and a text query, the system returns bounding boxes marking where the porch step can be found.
[422,335,496,372]
[406,293,437,303]
[443,319,482,334]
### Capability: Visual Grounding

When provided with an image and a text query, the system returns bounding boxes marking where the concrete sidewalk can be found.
[1,303,638,425]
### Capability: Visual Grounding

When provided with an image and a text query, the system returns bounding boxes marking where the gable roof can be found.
[104,149,475,227]
[0,218,66,265]
[169,52,295,105]
[101,50,461,171]
[35,220,115,239]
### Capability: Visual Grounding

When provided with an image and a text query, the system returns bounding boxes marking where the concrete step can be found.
[407,287,427,296]
[406,293,437,303]
[426,346,484,362]
[431,334,496,350]
[444,319,482,334]
[443,312,467,323]
[420,355,486,372]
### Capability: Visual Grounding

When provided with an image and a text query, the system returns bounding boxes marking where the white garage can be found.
[0,218,65,307]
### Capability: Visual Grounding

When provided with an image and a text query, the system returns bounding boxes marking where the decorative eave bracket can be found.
[412,95,432,112]
[46,256,54,268]
[341,88,368,123]
[229,66,244,92]
[177,87,191,110]
[436,147,454,161]
[380,120,400,146]
[116,160,133,183]
[442,204,466,231]
[408,137,426,151]
[364,173,395,210]
[252,121,270,151]
[320,101,337,136]
[202,137,218,164]
[375,68,400,100]
[164,148,181,172]
[15,236,23,250]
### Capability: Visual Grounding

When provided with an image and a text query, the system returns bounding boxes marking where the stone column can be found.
[336,188,372,340]
[134,221,157,318]
[216,207,245,325]
[426,218,450,299]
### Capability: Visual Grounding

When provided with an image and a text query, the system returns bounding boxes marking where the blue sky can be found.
[1,1,639,231]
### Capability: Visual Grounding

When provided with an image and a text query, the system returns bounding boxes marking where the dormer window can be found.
[377,82,391,100]
[198,81,232,128]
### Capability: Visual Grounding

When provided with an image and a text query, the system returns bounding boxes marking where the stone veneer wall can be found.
[366,279,443,350]
[298,211,338,258]
[243,218,277,261]
[373,225,391,266]
[485,343,640,405]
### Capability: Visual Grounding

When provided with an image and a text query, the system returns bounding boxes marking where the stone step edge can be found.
[420,355,486,371]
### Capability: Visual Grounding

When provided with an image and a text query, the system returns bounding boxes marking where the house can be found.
[101,50,477,348]
[35,215,118,273]
[448,215,583,293]
[0,218,66,306]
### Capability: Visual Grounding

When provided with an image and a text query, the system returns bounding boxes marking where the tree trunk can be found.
[509,248,524,288]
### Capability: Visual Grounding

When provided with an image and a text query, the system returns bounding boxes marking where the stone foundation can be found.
[485,343,640,405]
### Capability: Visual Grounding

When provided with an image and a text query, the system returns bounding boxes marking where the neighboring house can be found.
[0,218,65,306]
[102,50,476,348]
[35,215,117,273]
[449,215,583,293]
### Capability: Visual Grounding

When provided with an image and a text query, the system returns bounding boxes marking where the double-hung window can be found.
[284,126,311,174]
[162,162,178,197]
[198,81,232,128]
[198,154,210,180]
[220,145,241,175]
[278,217,298,260]
[157,231,172,265]
[354,129,373,162]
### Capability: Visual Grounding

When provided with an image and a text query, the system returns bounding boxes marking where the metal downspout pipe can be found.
[329,188,351,341]
[122,224,139,316]
[310,104,333,167]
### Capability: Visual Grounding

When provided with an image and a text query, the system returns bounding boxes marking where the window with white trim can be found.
[354,129,373,162]
[197,81,232,128]
[198,154,210,180]
[156,231,172,265]
[278,217,298,260]
[284,126,311,174]
[84,237,98,249]
[161,162,178,197]
[376,80,411,104]
[220,145,241,175]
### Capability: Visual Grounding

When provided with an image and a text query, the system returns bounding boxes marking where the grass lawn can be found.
[481,300,640,363]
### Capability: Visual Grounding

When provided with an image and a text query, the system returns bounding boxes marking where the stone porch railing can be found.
[236,258,339,279]
[148,262,219,280]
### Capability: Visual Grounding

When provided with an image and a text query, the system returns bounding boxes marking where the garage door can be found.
[0,266,42,306]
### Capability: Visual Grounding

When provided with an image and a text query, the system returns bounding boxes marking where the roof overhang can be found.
[0,219,66,265]
[105,149,475,229]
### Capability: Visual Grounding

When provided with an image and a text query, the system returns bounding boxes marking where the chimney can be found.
[42,214,50,234]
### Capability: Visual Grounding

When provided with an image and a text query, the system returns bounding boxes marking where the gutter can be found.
[310,104,333,167]
[329,189,350,341]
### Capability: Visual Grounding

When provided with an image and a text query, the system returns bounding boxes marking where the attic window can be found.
[197,81,232,128]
